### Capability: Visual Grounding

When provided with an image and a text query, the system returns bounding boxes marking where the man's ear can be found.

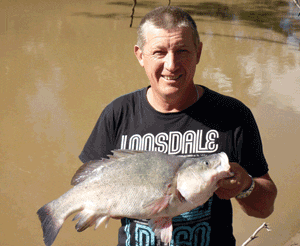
[196,42,203,64]
[134,45,144,67]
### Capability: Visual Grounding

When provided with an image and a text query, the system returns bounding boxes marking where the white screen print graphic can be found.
[120,129,219,155]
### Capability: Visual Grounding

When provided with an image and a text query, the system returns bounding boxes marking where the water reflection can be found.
[104,0,299,36]
[203,67,233,93]
[265,69,300,113]
[284,0,300,46]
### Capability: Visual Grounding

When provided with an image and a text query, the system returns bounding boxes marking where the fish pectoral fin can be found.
[143,195,171,215]
[72,209,100,232]
[143,184,174,215]
[175,188,186,203]
[94,215,110,230]
[149,217,173,244]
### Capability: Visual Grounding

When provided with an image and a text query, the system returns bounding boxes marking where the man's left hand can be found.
[215,162,252,200]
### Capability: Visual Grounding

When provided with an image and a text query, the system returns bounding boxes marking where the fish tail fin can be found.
[37,202,62,246]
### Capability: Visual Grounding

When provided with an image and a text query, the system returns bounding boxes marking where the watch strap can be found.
[236,175,255,199]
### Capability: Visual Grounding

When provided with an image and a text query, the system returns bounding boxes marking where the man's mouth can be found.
[162,75,181,80]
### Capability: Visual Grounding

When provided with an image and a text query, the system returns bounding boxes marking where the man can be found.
[79,6,277,246]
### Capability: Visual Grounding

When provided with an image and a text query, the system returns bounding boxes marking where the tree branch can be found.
[130,0,137,27]
[241,223,271,246]
[292,0,300,9]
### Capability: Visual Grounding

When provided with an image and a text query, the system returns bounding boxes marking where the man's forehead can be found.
[143,24,194,47]
[144,23,192,36]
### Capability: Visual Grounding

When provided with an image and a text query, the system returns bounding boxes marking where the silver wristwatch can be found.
[236,175,255,199]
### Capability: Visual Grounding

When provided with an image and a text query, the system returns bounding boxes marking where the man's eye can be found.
[178,49,188,53]
[153,51,167,58]
[153,51,165,55]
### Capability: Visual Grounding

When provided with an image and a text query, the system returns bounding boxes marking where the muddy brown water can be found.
[1,0,300,245]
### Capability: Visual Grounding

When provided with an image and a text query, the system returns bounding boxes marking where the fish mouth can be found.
[215,152,233,177]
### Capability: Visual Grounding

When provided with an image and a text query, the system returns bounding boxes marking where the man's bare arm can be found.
[215,163,277,218]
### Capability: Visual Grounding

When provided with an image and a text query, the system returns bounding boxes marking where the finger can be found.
[218,176,238,188]
[111,216,123,220]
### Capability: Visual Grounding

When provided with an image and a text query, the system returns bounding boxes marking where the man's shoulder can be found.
[194,86,254,129]
[117,87,145,101]
[202,86,251,114]
[105,88,145,108]
[203,86,244,105]
[101,87,146,117]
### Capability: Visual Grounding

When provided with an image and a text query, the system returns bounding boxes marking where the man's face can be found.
[135,25,202,99]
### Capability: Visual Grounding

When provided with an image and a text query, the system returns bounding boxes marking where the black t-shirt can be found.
[79,85,269,246]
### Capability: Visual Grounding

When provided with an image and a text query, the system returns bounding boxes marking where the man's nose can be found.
[164,52,178,71]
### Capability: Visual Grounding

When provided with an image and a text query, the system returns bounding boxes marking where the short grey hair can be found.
[137,6,200,50]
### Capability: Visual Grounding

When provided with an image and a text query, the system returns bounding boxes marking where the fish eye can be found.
[205,161,209,166]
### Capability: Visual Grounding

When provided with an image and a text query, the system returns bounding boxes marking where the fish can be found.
[37,150,232,246]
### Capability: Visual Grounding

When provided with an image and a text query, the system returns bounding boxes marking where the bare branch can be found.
[292,0,300,9]
[241,223,271,246]
[130,0,137,28]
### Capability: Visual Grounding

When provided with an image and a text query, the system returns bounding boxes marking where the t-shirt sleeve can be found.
[234,106,269,178]
[79,105,116,163]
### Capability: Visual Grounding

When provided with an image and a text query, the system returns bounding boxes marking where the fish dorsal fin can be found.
[71,149,144,186]
[111,149,144,158]
[71,159,110,186]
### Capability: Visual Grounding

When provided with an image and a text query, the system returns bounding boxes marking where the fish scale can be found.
[37,150,232,246]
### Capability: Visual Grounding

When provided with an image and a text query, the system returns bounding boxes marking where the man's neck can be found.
[146,85,203,113]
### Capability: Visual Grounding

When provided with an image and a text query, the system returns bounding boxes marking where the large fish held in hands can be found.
[37,150,232,246]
